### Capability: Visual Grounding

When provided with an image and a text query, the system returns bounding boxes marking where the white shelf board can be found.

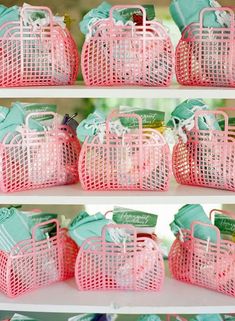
[0,83,235,99]
[0,276,234,314]
[0,182,234,205]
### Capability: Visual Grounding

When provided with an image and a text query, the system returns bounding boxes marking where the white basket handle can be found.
[20,6,54,30]
[199,6,235,29]
[109,5,147,26]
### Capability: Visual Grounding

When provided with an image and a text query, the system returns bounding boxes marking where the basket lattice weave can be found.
[175,7,235,87]
[81,5,174,86]
[169,220,235,297]
[0,6,79,87]
[172,109,235,191]
[75,224,164,292]
[0,112,81,192]
[0,220,78,298]
[79,111,171,191]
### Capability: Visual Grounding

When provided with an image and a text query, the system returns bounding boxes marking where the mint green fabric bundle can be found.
[23,211,58,241]
[0,102,57,143]
[167,99,220,131]
[0,207,31,253]
[79,1,125,36]
[76,110,105,143]
[68,211,113,246]
[0,5,20,37]
[169,0,230,33]
[170,204,218,243]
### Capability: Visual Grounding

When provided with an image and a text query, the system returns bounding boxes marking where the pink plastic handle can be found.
[194,109,229,132]
[109,5,147,25]
[20,6,54,30]
[104,210,113,218]
[199,6,235,29]
[191,221,221,244]
[101,224,137,243]
[210,208,235,221]
[106,110,143,141]
[31,219,59,241]
[25,112,58,130]
[143,127,167,145]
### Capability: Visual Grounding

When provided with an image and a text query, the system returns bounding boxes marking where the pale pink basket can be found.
[81,5,174,86]
[175,7,235,87]
[0,219,78,298]
[0,6,79,87]
[169,209,235,297]
[0,112,81,192]
[79,111,171,191]
[75,224,164,291]
[172,108,235,192]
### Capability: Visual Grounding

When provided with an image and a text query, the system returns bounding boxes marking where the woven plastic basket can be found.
[0,112,81,192]
[169,209,235,297]
[0,219,78,298]
[172,108,235,191]
[79,111,171,191]
[175,7,235,87]
[0,6,79,87]
[75,224,164,291]
[81,5,174,86]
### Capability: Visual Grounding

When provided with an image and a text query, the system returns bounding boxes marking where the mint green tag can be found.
[113,206,157,227]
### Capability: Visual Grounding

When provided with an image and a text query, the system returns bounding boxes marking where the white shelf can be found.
[0,182,234,205]
[0,276,234,314]
[0,84,235,99]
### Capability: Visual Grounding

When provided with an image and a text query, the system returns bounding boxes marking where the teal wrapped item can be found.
[137,315,162,321]
[79,1,125,36]
[167,99,220,131]
[169,0,230,33]
[189,315,223,321]
[170,204,218,243]
[76,110,105,143]
[68,211,113,246]
[0,102,57,143]
[0,5,20,37]
[24,211,58,241]
[0,207,31,253]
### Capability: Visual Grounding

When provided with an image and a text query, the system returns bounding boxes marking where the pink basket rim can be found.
[7,219,61,256]
[78,224,161,251]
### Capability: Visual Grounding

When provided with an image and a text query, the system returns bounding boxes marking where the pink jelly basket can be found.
[0,111,81,192]
[0,6,79,87]
[169,209,235,297]
[81,5,174,86]
[0,219,78,297]
[175,7,235,87]
[79,111,171,191]
[172,108,235,192]
[75,224,164,291]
